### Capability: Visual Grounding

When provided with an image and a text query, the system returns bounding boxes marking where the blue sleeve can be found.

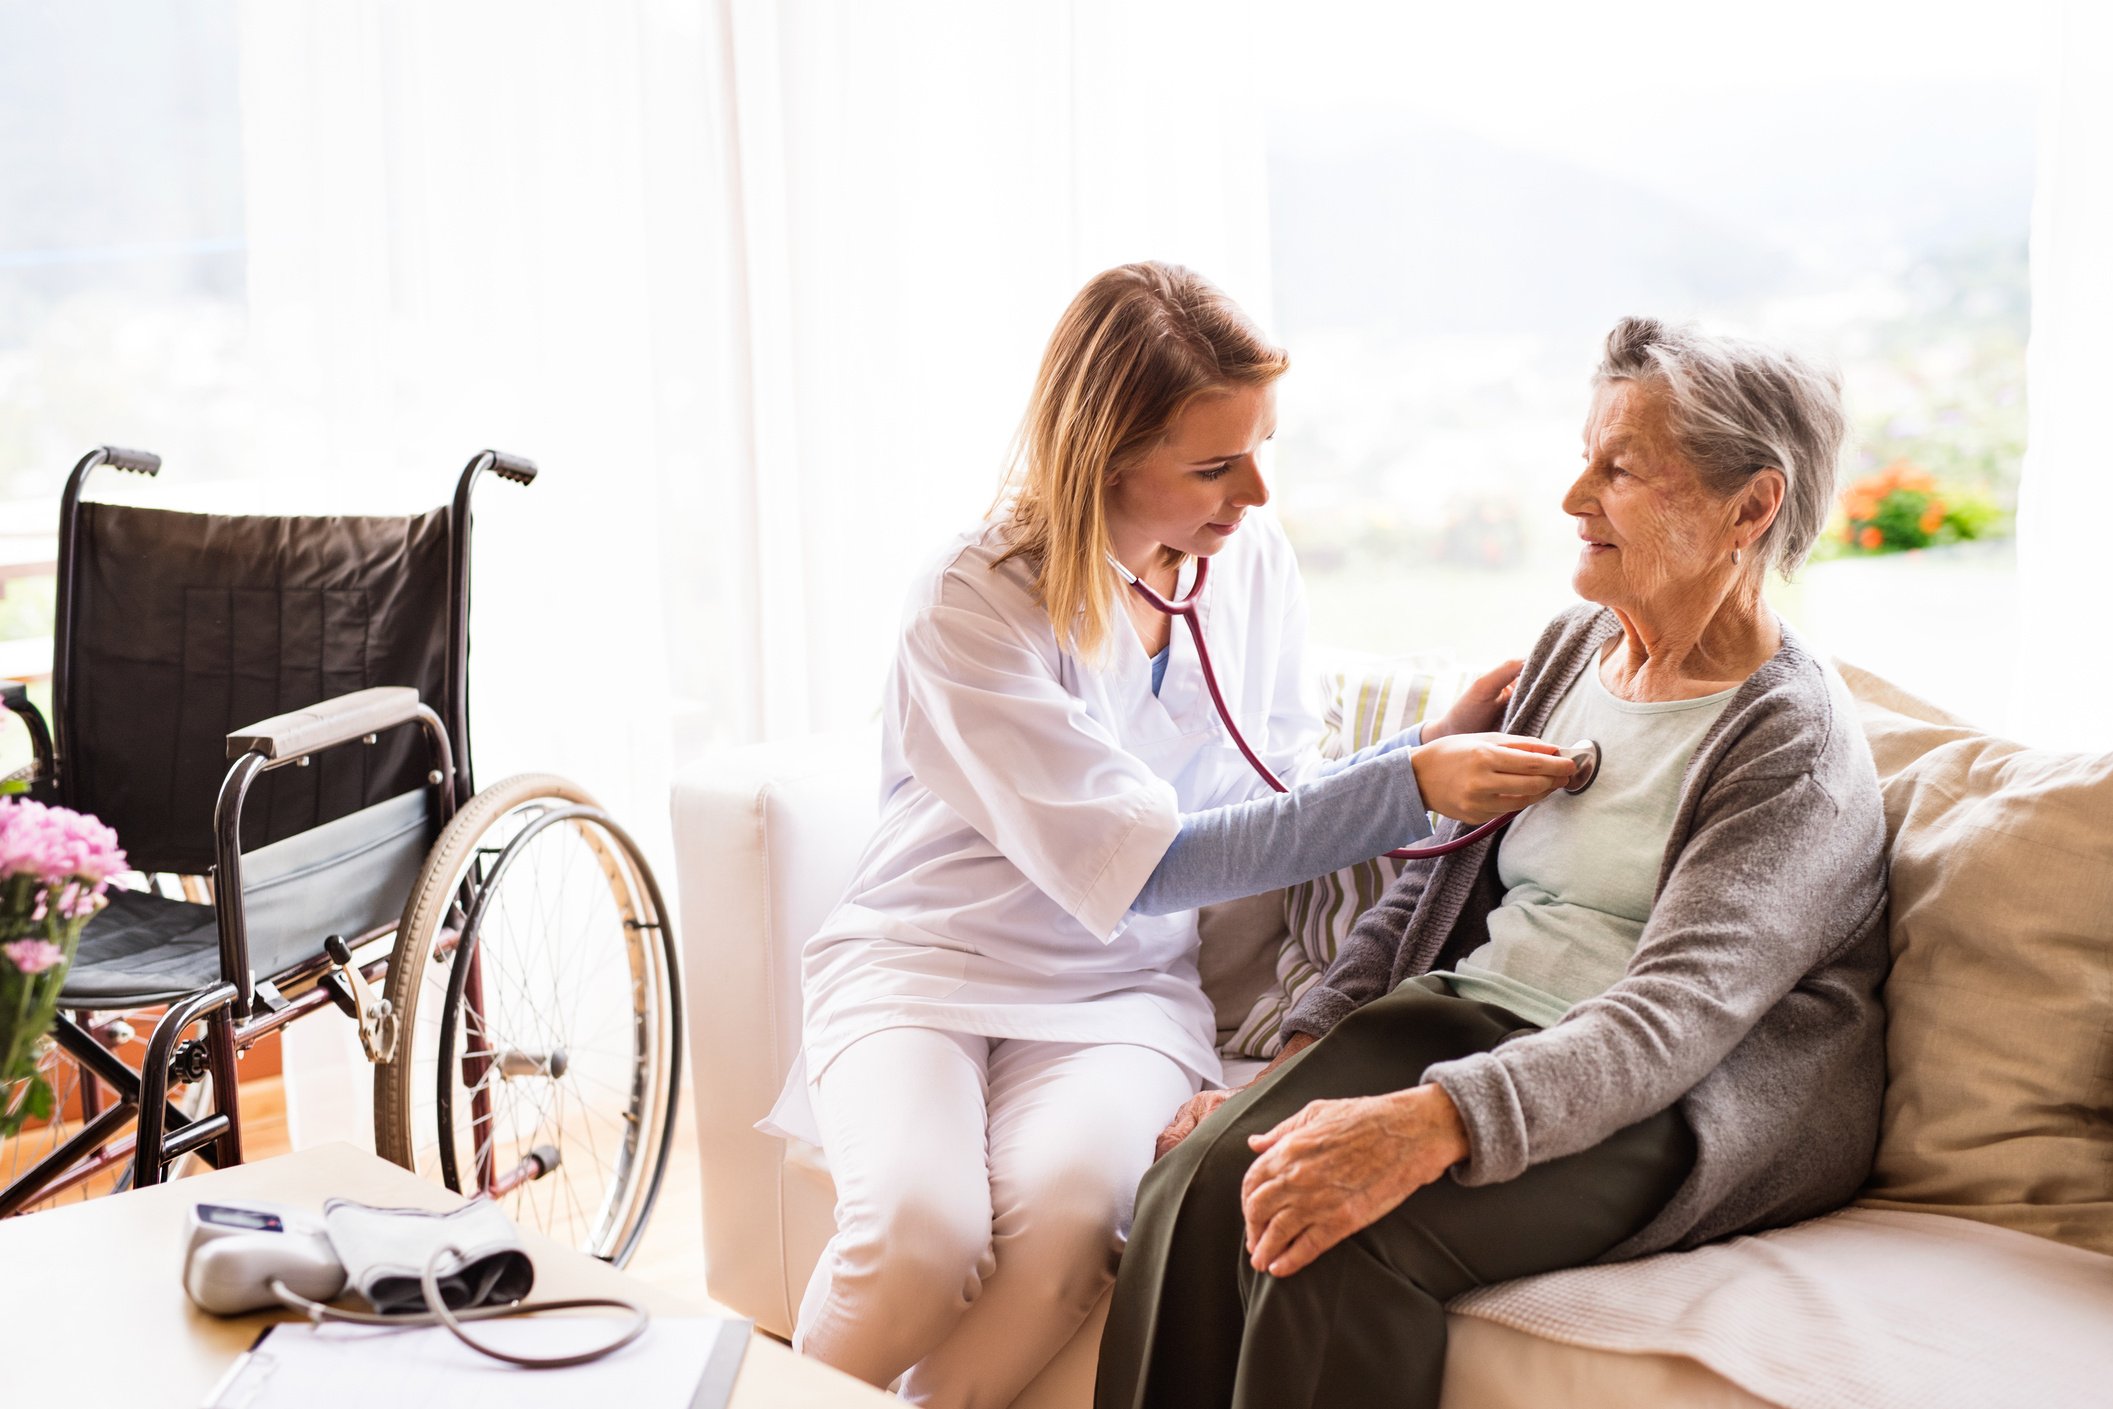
[1130,742,1433,917]
[1310,721,1423,779]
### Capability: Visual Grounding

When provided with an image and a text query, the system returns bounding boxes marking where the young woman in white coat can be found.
[768,262,1577,1406]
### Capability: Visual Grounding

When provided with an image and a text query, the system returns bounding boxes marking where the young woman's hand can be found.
[1410,733,1574,824]
[1421,659,1523,742]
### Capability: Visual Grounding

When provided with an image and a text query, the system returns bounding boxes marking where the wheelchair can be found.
[0,447,682,1266]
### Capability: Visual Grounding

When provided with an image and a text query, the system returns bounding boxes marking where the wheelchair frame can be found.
[0,447,532,1216]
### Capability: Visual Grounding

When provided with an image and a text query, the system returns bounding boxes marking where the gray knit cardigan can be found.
[1280,604,1890,1260]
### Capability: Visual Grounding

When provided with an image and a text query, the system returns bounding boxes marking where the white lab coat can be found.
[764,511,1326,1145]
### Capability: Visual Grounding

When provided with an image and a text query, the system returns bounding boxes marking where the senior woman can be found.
[1095,316,1889,1409]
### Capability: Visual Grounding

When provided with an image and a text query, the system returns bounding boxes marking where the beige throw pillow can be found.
[1837,660,2113,1254]
[1221,658,1466,1058]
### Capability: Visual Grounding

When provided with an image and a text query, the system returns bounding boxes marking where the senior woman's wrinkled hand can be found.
[1238,1084,1470,1278]
[1155,1088,1234,1160]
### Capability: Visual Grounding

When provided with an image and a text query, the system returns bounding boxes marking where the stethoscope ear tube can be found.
[1118,560,1597,860]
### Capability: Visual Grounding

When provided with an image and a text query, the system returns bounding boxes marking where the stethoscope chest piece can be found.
[1560,739,1602,796]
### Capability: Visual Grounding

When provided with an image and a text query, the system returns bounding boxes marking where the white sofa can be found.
[672,667,2113,1407]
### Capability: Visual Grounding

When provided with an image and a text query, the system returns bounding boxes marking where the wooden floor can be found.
[0,1075,290,1207]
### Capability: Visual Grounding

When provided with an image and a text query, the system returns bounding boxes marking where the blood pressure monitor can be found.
[179,1193,661,1369]
[182,1200,347,1315]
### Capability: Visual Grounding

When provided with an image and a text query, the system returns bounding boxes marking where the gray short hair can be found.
[1594,317,1846,578]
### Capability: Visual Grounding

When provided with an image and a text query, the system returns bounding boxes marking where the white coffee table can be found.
[0,1141,892,1407]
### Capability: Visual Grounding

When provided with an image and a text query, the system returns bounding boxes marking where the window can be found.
[0,4,247,762]
[0,4,248,499]
[1261,3,2033,728]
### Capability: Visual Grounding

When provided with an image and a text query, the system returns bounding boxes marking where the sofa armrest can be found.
[671,726,878,1334]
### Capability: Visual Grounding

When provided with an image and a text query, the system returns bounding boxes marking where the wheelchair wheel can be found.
[373,773,681,1266]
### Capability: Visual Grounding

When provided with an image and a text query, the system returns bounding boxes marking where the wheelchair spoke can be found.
[551,1086,590,1244]
[568,1080,610,1209]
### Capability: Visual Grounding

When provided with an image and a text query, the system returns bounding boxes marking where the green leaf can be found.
[1870,488,1936,550]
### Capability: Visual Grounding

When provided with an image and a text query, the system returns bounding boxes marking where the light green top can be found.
[1435,658,1739,1028]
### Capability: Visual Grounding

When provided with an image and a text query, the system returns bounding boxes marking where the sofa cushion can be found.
[1836,661,2113,1254]
[1222,657,1465,1057]
[1196,889,1291,1048]
[1451,1206,2113,1409]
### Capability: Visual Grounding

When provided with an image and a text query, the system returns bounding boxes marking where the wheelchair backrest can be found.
[59,502,454,874]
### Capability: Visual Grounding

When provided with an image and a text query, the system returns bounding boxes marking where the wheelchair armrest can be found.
[226,686,424,761]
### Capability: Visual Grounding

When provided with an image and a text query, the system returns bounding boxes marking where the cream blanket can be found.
[1450,1208,2113,1409]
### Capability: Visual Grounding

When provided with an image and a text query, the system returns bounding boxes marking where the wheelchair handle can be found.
[484,450,537,486]
[97,445,162,475]
[447,446,536,807]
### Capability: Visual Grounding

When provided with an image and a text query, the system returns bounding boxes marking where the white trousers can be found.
[795,1027,1198,1409]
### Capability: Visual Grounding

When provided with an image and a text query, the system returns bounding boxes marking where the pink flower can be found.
[3,938,64,975]
[63,885,103,921]
[0,799,126,887]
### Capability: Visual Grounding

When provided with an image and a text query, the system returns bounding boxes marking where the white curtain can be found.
[2015,0,2113,753]
[236,0,1274,837]
[238,0,746,850]
[237,0,1268,1143]
[721,0,1271,740]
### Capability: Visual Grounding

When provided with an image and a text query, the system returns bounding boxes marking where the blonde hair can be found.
[994,261,1288,661]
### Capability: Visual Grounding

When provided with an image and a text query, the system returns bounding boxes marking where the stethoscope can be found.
[1115,554,1601,860]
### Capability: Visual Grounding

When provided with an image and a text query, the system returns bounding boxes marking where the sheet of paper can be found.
[205,1315,749,1409]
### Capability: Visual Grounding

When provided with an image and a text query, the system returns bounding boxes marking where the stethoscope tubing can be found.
[1120,555,1515,861]
[269,1243,649,1370]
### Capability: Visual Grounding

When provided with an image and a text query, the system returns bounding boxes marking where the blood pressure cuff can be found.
[322,1196,535,1315]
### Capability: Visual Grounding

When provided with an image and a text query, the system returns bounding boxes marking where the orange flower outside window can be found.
[1824,461,2003,559]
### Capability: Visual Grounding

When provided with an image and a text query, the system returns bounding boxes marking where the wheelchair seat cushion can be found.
[58,789,436,1009]
[60,888,226,1006]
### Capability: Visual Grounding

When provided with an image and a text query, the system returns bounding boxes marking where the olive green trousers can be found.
[1094,978,1695,1409]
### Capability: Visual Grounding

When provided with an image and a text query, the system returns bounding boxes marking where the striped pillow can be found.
[1222,657,1467,1058]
